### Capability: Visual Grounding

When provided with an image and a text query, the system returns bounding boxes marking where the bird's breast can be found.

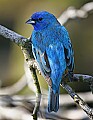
[32,28,62,51]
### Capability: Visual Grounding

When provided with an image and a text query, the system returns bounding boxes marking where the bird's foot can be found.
[45,76,52,87]
[62,73,74,82]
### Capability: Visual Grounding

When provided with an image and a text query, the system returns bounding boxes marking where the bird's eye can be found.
[38,18,43,21]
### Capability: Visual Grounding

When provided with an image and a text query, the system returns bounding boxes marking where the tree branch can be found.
[0,25,27,45]
[0,74,27,95]
[61,81,93,120]
[73,74,93,93]
[58,2,93,25]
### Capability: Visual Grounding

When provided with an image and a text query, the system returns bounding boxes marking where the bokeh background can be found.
[0,0,93,101]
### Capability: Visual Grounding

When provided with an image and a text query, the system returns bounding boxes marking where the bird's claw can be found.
[45,76,52,87]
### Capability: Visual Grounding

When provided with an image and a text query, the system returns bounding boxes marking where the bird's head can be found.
[26,11,59,31]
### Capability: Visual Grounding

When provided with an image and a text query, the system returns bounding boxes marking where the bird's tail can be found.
[48,87,59,112]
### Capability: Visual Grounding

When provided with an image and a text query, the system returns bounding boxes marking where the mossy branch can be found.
[61,81,93,119]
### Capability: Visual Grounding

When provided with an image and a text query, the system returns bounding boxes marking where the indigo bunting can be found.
[26,11,74,112]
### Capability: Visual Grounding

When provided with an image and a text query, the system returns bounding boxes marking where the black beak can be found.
[25,18,36,25]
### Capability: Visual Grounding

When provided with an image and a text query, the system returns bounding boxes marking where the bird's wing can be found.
[61,26,74,78]
[32,45,51,77]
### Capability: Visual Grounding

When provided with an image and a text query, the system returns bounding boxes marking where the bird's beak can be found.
[25,18,35,25]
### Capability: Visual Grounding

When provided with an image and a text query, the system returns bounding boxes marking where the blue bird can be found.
[26,11,74,112]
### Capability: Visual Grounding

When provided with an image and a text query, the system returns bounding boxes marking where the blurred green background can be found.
[0,0,93,94]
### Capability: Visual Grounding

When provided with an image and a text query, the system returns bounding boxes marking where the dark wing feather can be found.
[32,45,51,77]
[61,26,74,79]
[39,50,51,74]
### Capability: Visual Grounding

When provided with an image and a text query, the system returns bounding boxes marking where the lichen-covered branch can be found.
[21,40,41,119]
[73,74,93,93]
[61,81,93,120]
[0,25,27,45]
[62,73,93,93]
